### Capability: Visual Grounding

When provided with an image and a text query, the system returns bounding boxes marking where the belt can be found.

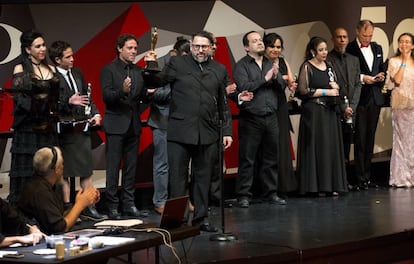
[307,96,340,107]
[57,120,89,134]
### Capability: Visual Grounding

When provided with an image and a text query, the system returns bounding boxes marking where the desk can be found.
[0,225,199,264]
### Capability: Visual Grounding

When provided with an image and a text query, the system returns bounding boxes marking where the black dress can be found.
[296,62,347,194]
[8,72,59,204]
[277,58,297,192]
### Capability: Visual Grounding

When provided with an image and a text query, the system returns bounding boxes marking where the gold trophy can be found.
[146,27,161,72]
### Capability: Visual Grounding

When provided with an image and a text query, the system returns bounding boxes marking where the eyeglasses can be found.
[192,44,210,50]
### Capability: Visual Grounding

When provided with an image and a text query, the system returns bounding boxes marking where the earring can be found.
[311,53,315,58]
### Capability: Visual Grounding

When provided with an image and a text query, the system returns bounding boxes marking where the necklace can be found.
[32,61,45,80]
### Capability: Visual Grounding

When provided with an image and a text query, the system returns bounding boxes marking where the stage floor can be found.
[114,187,414,264]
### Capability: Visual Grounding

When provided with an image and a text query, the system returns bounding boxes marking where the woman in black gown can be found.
[8,30,59,204]
[263,33,297,193]
[296,36,347,196]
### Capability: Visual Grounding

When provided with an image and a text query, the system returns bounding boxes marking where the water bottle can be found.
[344,96,352,124]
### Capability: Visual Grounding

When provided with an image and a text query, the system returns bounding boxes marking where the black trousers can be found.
[168,141,217,223]
[354,98,381,184]
[105,124,139,211]
[236,112,279,198]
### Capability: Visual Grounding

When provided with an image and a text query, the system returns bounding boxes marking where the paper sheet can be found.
[94,219,143,228]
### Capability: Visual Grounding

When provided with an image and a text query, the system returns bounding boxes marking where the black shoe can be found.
[107,209,122,220]
[237,197,249,208]
[199,223,218,233]
[268,194,287,205]
[368,181,379,188]
[64,202,73,211]
[81,206,108,221]
[348,184,360,192]
[359,182,369,190]
[122,206,149,217]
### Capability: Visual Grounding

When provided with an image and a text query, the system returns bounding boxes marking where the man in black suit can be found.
[147,37,190,215]
[144,31,233,232]
[327,28,362,190]
[346,20,386,190]
[100,34,148,219]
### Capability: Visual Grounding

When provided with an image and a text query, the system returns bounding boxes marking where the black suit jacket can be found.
[100,59,146,136]
[327,50,362,119]
[346,40,386,106]
[146,55,232,145]
[147,53,171,130]
[57,67,99,121]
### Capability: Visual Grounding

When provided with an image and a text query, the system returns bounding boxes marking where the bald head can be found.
[33,146,63,178]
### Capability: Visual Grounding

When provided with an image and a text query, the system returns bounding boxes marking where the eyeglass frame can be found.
[191,44,211,51]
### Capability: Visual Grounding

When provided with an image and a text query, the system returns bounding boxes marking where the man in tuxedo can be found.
[327,28,362,190]
[144,31,233,232]
[49,40,106,220]
[346,20,386,190]
[100,34,148,219]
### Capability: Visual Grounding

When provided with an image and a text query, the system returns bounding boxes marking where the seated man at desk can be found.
[18,146,100,234]
[0,198,43,247]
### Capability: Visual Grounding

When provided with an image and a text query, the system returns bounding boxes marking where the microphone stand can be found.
[210,80,237,242]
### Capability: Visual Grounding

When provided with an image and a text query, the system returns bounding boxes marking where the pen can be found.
[26,223,48,245]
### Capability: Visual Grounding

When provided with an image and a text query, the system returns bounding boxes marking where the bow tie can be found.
[360,43,370,48]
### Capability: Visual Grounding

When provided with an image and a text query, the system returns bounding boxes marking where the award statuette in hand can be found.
[146,27,161,72]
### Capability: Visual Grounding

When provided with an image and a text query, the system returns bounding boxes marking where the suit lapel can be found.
[71,69,82,94]
[332,58,347,85]
[185,56,205,86]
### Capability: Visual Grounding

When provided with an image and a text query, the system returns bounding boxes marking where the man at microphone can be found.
[144,30,233,232]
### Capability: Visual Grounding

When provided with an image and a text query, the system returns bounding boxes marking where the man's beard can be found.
[192,53,209,63]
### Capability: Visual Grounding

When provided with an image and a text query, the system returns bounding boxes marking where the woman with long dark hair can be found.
[8,30,59,204]
[386,32,414,187]
[296,36,347,196]
[263,32,297,193]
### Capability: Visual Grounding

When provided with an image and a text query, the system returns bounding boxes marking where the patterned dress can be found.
[8,71,59,204]
[386,57,414,187]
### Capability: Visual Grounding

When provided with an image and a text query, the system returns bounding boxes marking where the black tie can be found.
[67,71,76,91]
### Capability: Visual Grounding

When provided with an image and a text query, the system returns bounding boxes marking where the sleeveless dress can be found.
[8,71,59,204]
[296,63,348,194]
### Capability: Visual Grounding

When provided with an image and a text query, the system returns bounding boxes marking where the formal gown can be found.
[386,57,414,187]
[276,58,297,192]
[296,63,348,194]
[9,73,59,204]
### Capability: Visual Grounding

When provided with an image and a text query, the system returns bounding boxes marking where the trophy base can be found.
[145,61,161,73]
[287,100,301,115]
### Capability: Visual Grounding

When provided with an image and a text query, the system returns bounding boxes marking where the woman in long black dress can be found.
[263,32,297,193]
[296,36,347,196]
[8,30,59,204]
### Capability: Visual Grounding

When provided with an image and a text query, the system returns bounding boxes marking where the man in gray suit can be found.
[327,28,361,190]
